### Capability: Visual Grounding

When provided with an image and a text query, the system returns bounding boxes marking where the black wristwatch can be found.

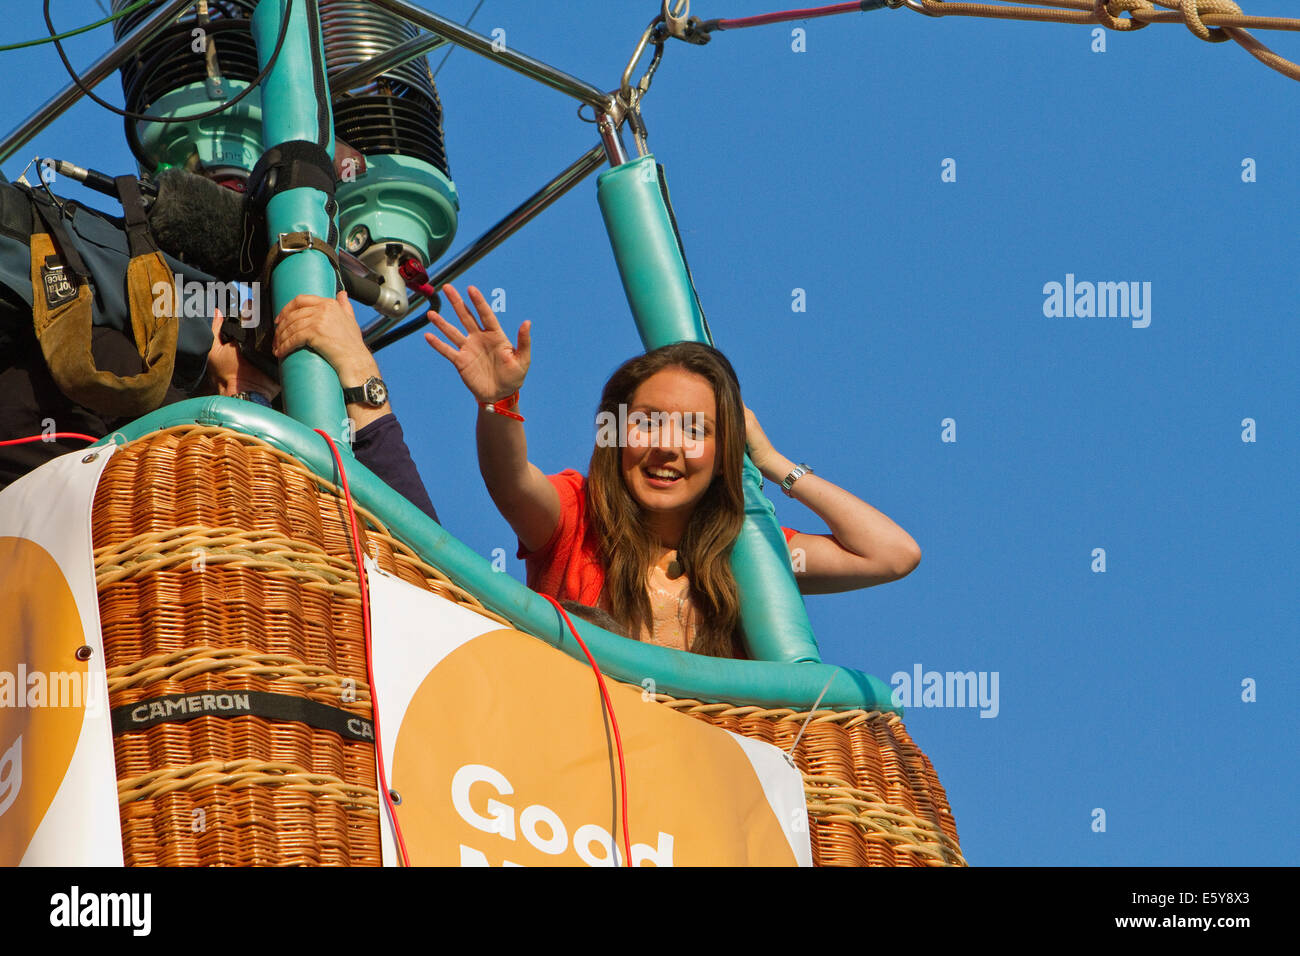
[233,390,273,407]
[342,376,388,408]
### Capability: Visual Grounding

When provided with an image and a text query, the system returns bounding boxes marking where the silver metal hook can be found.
[888,0,935,13]
[662,0,691,37]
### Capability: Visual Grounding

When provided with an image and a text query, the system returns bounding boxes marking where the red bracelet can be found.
[481,390,524,422]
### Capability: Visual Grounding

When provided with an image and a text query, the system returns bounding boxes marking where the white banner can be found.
[0,444,122,866]
[366,561,812,867]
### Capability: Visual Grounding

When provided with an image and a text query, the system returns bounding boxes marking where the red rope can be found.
[315,428,412,867]
[715,2,872,30]
[539,593,634,867]
[315,427,631,867]
[0,431,100,447]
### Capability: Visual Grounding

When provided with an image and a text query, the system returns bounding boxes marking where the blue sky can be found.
[2,1,1295,866]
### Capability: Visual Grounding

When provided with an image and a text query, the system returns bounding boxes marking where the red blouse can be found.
[518,469,798,609]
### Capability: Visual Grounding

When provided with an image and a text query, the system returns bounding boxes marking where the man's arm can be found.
[271,292,438,522]
[272,292,390,427]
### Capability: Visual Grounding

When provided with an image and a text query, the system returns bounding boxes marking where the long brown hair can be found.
[586,343,748,658]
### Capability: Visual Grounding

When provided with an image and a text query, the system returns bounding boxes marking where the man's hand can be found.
[272,290,390,428]
[272,291,380,387]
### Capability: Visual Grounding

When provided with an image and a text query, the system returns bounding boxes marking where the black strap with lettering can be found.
[27,189,90,285]
[112,689,374,742]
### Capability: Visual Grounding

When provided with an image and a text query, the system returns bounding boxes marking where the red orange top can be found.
[519,469,797,651]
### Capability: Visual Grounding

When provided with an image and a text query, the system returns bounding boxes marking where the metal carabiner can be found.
[661,0,691,39]
[620,19,662,108]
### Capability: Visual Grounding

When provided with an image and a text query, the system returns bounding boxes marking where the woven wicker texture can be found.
[93,425,963,867]
[93,425,505,866]
[657,699,966,866]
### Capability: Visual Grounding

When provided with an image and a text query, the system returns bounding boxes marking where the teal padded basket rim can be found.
[95,399,900,714]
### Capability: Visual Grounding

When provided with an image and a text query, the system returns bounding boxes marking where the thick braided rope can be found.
[1093,0,1245,40]
[95,527,352,576]
[116,758,381,810]
[802,775,968,864]
[106,644,373,703]
[1176,0,1242,43]
[903,0,1299,80]
[1093,0,1151,31]
[96,526,362,595]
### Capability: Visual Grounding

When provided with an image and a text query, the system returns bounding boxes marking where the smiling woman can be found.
[425,281,921,658]
[586,346,745,657]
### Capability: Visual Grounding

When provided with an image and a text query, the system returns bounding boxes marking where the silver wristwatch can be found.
[341,376,388,408]
[780,463,813,496]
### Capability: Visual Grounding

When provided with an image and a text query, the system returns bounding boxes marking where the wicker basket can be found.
[92,425,964,866]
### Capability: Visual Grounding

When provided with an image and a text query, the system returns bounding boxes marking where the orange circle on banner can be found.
[0,536,89,865]
[391,628,797,866]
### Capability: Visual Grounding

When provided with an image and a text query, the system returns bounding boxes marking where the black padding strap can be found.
[114,175,156,258]
[112,689,375,743]
[240,140,336,276]
[0,180,33,242]
[246,140,335,207]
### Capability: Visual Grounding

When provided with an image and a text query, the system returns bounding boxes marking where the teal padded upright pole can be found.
[597,156,709,347]
[596,154,822,664]
[252,0,349,447]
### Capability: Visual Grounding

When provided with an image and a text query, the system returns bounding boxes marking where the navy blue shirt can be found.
[352,412,438,523]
